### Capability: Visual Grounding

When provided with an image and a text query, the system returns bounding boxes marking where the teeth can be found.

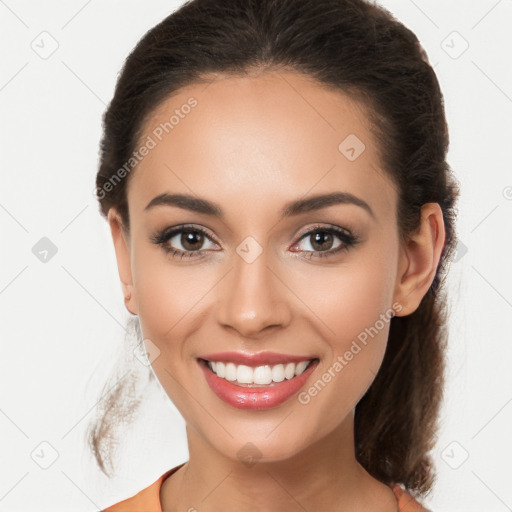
[206,359,314,386]
[254,364,272,385]
[294,360,309,376]
[237,364,254,384]
[284,362,295,379]
[225,362,237,381]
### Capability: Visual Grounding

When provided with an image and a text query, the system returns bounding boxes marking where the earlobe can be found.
[107,208,138,316]
[393,203,446,317]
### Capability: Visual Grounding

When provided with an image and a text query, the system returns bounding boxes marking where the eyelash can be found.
[150,223,360,261]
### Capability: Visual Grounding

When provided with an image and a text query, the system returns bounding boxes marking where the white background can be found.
[1,1,511,510]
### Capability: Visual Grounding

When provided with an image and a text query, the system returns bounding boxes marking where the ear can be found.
[392,203,446,317]
[107,208,138,316]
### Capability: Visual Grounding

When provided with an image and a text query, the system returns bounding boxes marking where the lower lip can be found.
[198,359,319,410]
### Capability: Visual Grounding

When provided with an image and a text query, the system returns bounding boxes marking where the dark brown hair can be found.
[88,0,459,499]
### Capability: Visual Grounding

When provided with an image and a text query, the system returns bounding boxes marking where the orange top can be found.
[102,463,429,511]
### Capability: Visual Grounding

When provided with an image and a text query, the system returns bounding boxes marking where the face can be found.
[111,71,407,464]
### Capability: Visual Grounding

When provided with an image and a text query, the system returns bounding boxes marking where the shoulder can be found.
[102,468,429,512]
[102,464,185,512]
[390,483,432,512]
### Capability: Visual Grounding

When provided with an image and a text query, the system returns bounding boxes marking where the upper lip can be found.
[198,351,316,367]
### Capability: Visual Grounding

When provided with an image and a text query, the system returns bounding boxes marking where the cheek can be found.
[131,251,208,411]
[300,252,396,346]
[131,241,208,343]
[295,252,397,411]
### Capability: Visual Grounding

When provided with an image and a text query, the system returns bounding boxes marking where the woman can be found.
[90,0,459,510]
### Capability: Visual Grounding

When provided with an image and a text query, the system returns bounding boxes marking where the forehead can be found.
[127,71,396,219]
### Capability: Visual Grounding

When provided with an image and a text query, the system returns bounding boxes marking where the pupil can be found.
[182,231,203,250]
[311,231,332,251]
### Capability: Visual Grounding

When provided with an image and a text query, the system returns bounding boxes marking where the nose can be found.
[216,249,292,339]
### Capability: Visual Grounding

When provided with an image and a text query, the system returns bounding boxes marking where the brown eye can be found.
[180,230,205,251]
[292,225,359,260]
[309,231,335,251]
[150,224,219,259]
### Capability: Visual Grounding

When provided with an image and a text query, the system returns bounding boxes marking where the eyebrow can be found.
[144,191,375,220]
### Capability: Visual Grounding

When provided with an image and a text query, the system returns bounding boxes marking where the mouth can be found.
[197,355,320,410]
[197,357,319,387]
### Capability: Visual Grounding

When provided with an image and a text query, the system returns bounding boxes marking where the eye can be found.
[151,223,359,261]
[150,224,219,260]
[290,225,359,259]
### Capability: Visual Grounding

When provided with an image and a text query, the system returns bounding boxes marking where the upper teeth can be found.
[207,360,312,385]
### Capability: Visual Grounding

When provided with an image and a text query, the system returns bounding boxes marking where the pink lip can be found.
[198,358,319,410]
[198,351,314,367]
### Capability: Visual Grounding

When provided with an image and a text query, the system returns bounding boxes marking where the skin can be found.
[108,70,445,512]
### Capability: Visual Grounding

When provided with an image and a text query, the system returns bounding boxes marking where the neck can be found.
[160,414,398,512]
